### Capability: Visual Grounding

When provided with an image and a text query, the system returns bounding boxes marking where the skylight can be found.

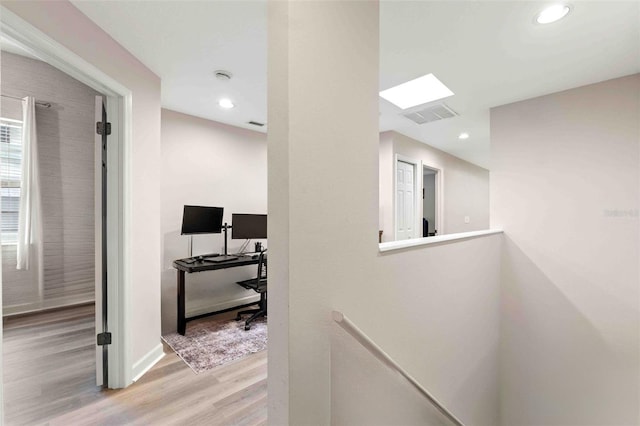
[379,74,454,110]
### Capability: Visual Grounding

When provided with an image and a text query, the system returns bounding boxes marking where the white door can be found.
[396,160,416,240]
[94,96,107,386]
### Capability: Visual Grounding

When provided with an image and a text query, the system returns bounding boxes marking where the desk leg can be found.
[177,270,186,335]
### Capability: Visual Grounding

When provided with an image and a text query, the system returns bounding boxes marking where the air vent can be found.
[248,121,265,127]
[403,103,458,125]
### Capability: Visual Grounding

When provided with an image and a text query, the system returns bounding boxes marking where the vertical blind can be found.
[0,118,23,245]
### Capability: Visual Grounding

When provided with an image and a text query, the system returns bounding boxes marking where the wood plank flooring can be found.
[2,304,267,425]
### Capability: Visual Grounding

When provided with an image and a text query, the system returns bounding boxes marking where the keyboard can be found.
[180,253,220,264]
[207,255,238,263]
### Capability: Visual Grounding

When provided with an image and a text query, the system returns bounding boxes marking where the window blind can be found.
[0,118,23,245]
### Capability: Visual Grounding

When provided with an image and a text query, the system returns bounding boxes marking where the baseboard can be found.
[132,343,165,382]
[3,297,95,317]
[186,294,260,318]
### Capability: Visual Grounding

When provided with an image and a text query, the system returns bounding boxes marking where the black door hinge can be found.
[97,332,112,346]
[97,122,111,136]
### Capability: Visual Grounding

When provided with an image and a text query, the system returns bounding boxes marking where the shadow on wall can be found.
[451,341,499,426]
[330,322,452,426]
[499,235,638,425]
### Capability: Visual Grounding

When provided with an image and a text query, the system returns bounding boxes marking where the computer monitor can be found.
[181,205,224,235]
[232,214,267,239]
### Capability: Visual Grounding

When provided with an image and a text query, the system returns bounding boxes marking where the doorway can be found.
[1,6,131,401]
[0,44,113,420]
[422,166,439,237]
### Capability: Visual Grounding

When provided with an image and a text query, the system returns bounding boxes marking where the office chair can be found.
[235,249,267,330]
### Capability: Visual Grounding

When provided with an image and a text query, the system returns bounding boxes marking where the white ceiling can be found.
[70,1,639,169]
[379,1,640,168]
[71,0,269,132]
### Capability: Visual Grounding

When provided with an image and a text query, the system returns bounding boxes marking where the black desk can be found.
[173,255,259,335]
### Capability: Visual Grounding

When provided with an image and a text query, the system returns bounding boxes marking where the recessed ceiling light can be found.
[535,4,570,24]
[379,73,454,110]
[218,98,235,109]
[458,132,470,140]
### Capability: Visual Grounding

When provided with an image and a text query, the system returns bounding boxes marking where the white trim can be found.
[436,168,445,234]
[379,229,503,253]
[0,9,129,97]
[2,298,94,317]
[131,343,165,382]
[116,93,134,388]
[394,154,422,240]
[1,7,132,389]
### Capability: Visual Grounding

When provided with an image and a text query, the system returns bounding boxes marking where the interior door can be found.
[94,96,108,386]
[396,160,416,240]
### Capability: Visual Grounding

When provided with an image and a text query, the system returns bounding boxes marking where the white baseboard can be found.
[132,343,165,382]
[3,297,95,317]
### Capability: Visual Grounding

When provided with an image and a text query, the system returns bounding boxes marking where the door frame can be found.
[393,154,422,240]
[1,8,132,388]
[422,164,444,236]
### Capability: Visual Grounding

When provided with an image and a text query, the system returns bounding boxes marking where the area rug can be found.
[162,315,267,374]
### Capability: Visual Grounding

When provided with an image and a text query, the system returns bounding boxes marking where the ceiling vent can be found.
[402,103,458,125]
[248,121,265,127]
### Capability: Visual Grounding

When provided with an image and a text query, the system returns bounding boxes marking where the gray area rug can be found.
[162,315,267,374]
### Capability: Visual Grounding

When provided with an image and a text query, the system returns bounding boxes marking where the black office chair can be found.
[235,249,267,330]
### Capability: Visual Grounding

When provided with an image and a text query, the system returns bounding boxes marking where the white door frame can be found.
[393,154,422,240]
[1,8,132,389]
[422,164,444,236]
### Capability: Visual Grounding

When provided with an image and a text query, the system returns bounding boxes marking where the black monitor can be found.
[181,205,224,235]
[232,214,267,239]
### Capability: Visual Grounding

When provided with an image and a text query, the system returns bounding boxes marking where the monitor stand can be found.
[207,223,238,263]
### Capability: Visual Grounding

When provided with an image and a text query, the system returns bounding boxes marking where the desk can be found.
[173,255,259,335]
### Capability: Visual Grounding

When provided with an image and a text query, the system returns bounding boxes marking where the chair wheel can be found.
[245,325,251,331]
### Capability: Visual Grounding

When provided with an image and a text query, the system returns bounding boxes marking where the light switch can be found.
[464,216,470,224]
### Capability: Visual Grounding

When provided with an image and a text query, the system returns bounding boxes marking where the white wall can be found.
[344,236,502,426]
[268,2,381,422]
[3,0,163,381]
[269,2,501,424]
[379,131,490,241]
[1,51,98,315]
[491,74,640,425]
[331,319,454,426]
[160,109,266,333]
[379,131,394,239]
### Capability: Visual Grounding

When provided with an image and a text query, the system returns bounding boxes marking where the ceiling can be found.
[69,1,639,169]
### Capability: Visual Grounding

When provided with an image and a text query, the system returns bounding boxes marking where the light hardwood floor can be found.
[2,304,267,426]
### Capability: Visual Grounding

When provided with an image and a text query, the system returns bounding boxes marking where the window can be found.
[1,118,23,245]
